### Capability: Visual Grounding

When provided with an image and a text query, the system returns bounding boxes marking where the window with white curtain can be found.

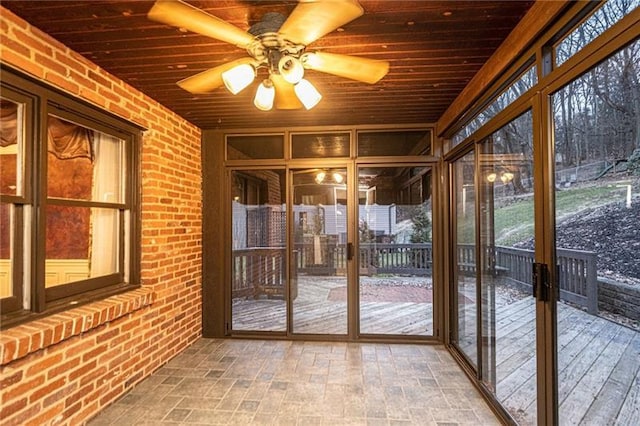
[44,113,131,300]
[0,67,140,325]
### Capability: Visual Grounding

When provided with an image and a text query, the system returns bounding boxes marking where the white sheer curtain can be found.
[90,132,122,277]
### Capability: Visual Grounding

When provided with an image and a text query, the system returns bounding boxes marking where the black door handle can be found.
[347,243,354,260]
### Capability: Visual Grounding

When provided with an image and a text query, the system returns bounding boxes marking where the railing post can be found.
[585,251,598,315]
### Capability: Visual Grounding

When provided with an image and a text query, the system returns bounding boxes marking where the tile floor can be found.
[87,339,501,425]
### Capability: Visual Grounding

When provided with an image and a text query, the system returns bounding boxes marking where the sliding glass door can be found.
[445,2,640,423]
[450,111,538,424]
[230,169,287,332]
[291,167,349,335]
[357,166,434,336]
[229,165,353,336]
[551,40,640,426]
[479,112,537,425]
[229,162,437,339]
[452,151,478,365]
[226,128,436,339]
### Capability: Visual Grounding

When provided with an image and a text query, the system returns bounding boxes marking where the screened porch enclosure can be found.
[229,164,435,337]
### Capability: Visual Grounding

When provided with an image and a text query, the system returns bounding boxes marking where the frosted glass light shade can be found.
[279,56,304,84]
[222,64,255,94]
[254,80,275,111]
[294,79,322,110]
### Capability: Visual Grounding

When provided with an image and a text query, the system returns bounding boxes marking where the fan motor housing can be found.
[248,33,305,74]
[248,12,286,36]
[247,12,305,75]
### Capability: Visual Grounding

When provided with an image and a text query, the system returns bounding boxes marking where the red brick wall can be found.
[0,7,202,425]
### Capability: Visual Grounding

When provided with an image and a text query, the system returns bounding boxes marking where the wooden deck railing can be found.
[294,243,432,275]
[232,242,598,314]
[556,248,598,314]
[458,244,598,314]
[231,247,297,299]
[359,243,432,275]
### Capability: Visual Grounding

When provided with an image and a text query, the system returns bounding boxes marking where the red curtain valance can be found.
[0,103,17,148]
[47,116,94,161]
[1,102,93,160]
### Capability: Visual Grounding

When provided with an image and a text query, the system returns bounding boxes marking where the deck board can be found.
[616,361,640,426]
[557,316,621,407]
[360,302,433,335]
[581,332,640,424]
[559,323,635,424]
[496,306,579,404]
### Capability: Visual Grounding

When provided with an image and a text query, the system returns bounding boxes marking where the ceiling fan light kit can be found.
[254,79,276,111]
[221,63,256,95]
[278,56,305,85]
[294,79,323,110]
[147,0,389,111]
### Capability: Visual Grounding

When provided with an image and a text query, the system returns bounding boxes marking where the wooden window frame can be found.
[0,86,35,314]
[0,65,141,327]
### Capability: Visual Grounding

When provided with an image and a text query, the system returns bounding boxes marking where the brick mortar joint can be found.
[0,288,156,366]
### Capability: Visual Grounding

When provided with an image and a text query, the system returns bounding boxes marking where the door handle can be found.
[532,262,550,301]
[347,243,354,261]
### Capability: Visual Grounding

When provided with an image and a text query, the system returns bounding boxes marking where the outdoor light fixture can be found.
[487,171,514,184]
[500,172,514,184]
[222,63,255,94]
[253,79,276,111]
[315,170,344,184]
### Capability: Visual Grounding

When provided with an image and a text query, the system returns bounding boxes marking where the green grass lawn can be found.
[494,184,625,246]
[458,183,631,246]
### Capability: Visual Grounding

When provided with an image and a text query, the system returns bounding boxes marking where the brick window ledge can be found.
[0,288,155,365]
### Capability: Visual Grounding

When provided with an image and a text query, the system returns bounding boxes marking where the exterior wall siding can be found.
[0,7,203,425]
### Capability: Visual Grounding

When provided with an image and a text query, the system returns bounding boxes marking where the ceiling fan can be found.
[147,0,390,111]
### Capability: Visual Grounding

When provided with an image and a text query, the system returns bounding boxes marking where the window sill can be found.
[0,287,155,365]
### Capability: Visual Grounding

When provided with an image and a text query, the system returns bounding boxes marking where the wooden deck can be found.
[232,276,433,335]
[232,277,640,425]
[495,296,640,425]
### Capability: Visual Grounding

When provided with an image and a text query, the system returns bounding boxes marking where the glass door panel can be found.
[292,168,348,334]
[358,166,433,336]
[552,41,640,425]
[479,111,537,425]
[452,151,478,365]
[230,169,287,332]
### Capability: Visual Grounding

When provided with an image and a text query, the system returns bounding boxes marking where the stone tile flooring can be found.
[87,339,501,425]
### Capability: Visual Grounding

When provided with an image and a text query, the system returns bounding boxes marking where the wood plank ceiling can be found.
[2,1,534,130]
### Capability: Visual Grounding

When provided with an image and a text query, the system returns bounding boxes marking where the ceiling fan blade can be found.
[177,57,255,94]
[148,0,254,47]
[271,75,303,110]
[279,0,364,46]
[303,52,389,84]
